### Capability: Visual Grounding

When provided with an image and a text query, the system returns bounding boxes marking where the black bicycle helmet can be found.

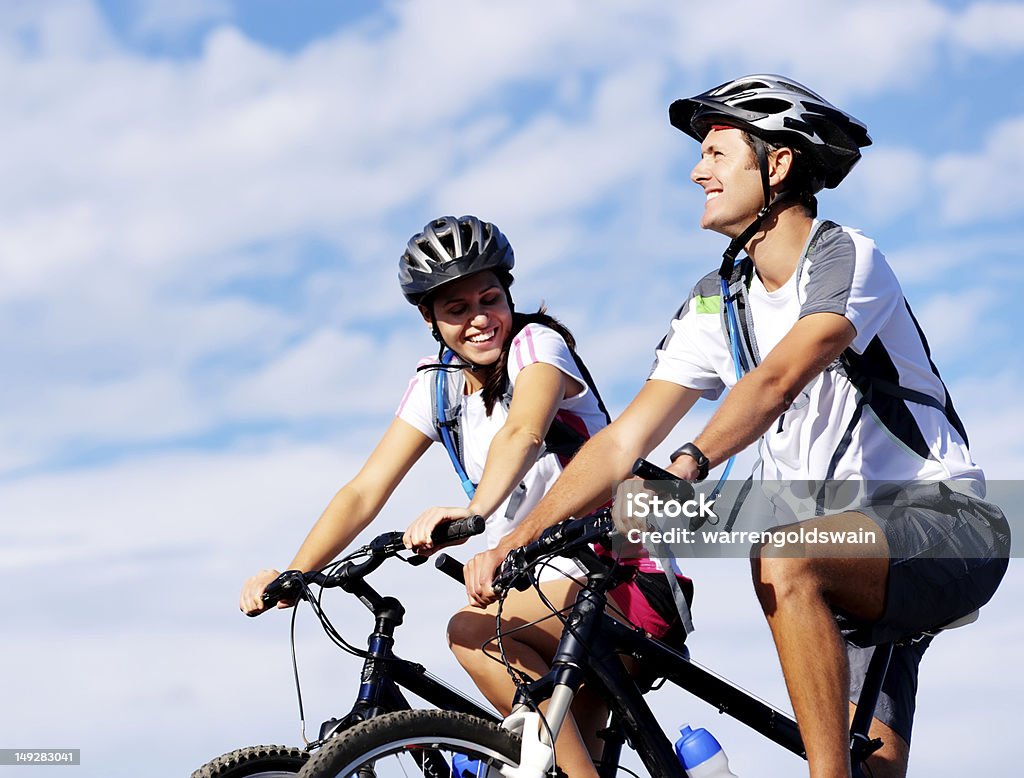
[669,74,871,190]
[399,216,514,305]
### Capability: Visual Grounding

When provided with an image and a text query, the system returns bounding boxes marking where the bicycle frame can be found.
[308,565,499,747]
[505,549,890,778]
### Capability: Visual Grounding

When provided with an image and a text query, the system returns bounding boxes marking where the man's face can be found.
[689,126,764,238]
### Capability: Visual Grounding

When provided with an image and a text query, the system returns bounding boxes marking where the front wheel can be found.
[298,710,528,778]
[191,744,310,778]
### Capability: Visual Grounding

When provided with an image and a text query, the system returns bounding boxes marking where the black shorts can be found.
[838,482,1010,743]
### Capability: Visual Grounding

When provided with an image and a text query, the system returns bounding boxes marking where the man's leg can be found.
[750,511,892,778]
[847,703,909,778]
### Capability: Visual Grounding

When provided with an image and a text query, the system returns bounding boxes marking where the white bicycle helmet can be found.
[669,74,871,191]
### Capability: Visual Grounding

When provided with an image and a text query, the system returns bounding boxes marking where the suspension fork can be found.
[509,579,608,746]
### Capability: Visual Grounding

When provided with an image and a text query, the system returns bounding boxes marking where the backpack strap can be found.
[432,350,476,500]
[660,555,695,637]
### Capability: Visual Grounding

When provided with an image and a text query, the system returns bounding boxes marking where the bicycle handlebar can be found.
[486,459,692,595]
[631,457,696,502]
[491,510,616,594]
[261,515,485,607]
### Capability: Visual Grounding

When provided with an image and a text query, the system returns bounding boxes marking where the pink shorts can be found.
[608,571,691,640]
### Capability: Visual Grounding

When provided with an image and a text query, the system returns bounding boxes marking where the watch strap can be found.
[669,442,710,481]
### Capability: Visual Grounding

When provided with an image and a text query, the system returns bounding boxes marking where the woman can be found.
[239,215,686,778]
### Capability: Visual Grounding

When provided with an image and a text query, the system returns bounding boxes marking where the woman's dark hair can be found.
[480,305,577,415]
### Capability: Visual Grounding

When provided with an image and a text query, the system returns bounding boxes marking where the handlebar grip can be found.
[631,457,679,482]
[631,458,696,501]
[260,570,306,609]
[431,514,486,544]
[433,553,466,584]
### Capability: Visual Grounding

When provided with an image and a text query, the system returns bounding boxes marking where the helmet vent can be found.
[736,97,793,116]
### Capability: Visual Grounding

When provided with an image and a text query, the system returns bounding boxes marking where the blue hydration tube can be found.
[708,275,745,503]
[435,351,477,500]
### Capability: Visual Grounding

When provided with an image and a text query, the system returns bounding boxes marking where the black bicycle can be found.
[191,516,498,778]
[295,461,980,778]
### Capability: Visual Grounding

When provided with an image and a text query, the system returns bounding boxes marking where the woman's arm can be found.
[403,361,572,554]
[240,417,432,615]
[469,361,575,519]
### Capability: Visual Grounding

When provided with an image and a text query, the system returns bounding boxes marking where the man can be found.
[463,75,1010,778]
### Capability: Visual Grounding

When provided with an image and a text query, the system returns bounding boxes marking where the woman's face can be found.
[422,271,512,366]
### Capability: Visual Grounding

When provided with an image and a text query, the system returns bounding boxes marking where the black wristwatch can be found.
[669,442,710,482]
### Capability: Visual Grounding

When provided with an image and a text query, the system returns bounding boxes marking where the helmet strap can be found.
[717,134,793,279]
[718,188,794,280]
[753,136,771,211]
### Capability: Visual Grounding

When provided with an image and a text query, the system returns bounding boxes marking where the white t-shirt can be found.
[649,220,982,503]
[397,323,608,550]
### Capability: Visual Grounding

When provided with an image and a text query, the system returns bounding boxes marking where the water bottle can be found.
[451,752,486,777]
[674,724,738,778]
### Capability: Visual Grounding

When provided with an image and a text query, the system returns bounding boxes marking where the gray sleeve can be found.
[799,227,856,319]
[799,227,902,353]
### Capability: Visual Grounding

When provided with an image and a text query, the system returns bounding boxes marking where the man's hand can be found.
[610,454,702,537]
[665,453,702,483]
[403,505,473,557]
[611,475,653,536]
[463,546,507,607]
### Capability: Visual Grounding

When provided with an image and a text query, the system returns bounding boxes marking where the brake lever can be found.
[493,547,531,594]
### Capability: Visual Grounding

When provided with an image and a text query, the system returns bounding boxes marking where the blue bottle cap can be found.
[675,725,723,769]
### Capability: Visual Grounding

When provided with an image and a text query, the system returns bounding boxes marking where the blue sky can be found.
[1,1,1021,776]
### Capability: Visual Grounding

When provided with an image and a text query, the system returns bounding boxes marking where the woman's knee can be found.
[447,608,493,660]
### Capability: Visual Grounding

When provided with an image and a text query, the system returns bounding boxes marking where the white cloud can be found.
[836,147,929,225]
[948,371,1024,478]
[950,1,1024,52]
[1,0,1023,477]
[128,0,232,40]
[933,115,1024,224]
[664,0,949,99]
[911,288,991,361]
[435,63,676,227]
[884,238,986,284]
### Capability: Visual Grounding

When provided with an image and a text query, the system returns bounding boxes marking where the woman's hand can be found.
[403,506,474,556]
[240,569,292,616]
[463,546,506,607]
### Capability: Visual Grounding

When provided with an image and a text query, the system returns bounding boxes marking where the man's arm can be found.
[463,379,702,605]
[671,311,856,479]
[508,379,701,547]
